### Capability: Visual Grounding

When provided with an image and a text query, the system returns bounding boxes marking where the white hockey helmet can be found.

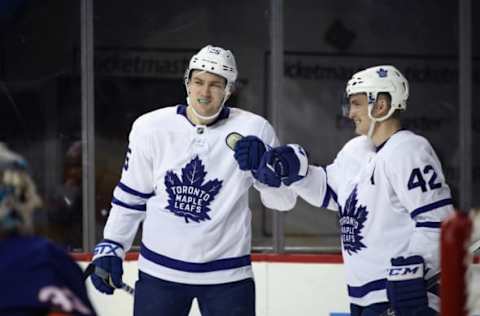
[184,45,238,97]
[345,65,409,122]
[0,143,42,234]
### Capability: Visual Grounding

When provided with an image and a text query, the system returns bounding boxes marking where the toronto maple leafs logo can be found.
[377,68,388,78]
[164,156,222,223]
[339,186,368,255]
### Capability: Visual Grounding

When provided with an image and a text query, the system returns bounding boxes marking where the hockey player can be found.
[252,65,453,315]
[89,45,296,315]
[0,143,96,316]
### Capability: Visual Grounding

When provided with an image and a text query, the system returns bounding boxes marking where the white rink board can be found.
[79,260,350,316]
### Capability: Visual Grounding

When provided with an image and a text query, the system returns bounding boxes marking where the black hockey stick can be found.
[83,263,135,295]
[378,272,440,316]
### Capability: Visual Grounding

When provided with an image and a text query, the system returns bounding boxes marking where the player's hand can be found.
[258,144,308,186]
[386,255,431,315]
[254,155,282,187]
[233,136,266,171]
[90,240,125,295]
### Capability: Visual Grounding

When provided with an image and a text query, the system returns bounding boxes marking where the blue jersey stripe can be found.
[102,239,124,249]
[111,197,146,211]
[117,182,154,199]
[321,186,331,208]
[347,278,386,298]
[321,167,339,209]
[140,243,251,273]
[322,184,338,208]
[416,221,442,228]
[329,185,338,204]
[410,198,453,219]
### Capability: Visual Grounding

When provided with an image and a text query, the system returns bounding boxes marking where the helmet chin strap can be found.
[366,103,378,139]
[367,120,376,139]
[366,102,397,139]
[186,91,230,123]
[187,96,224,122]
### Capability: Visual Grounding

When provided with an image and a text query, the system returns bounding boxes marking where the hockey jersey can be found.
[0,235,96,316]
[291,130,453,308]
[104,105,296,284]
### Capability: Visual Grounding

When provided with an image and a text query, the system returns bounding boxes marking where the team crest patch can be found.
[339,186,368,255]
[165,156,222,223]
[226,132,243,150]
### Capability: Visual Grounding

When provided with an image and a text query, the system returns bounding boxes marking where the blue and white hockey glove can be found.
[91,239,125,295]
[257,144,308,186]
[254,154,282,187]
[233,136,267,171]
[386,256,432,316]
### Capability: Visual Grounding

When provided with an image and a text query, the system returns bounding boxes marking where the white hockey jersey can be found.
[103,105,296,285]
[291,130,453,308]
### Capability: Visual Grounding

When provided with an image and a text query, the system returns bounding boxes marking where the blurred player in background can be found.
[0,143,96,316]
[89,44,296,316]
[249,65,453,315]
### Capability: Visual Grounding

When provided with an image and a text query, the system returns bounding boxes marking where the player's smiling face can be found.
[348,93,371,135]
[187,70,227,118]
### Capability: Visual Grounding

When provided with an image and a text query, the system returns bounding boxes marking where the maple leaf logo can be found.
[338,185,368,255]
[377,68,388,78]
[164,156,222,223]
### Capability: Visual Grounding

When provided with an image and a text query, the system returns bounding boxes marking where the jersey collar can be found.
[176,104,230,127]
[375,128,407,152]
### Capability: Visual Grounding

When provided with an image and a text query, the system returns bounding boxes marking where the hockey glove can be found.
[233,136,266,171]
[254,154,282,187]
[386,255,432,316]
[91,239,125,295]
[258,144,308,186]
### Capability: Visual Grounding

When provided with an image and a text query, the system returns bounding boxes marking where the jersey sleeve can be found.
[252,119,297,211]
[386,137,454,275]
[288,136,369,211]
[288,157,340,211]
[386,138,453,228]
[103,119,154,250]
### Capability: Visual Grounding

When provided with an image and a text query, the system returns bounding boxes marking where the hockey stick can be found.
[469,239,480,255]
[83,263,135,295]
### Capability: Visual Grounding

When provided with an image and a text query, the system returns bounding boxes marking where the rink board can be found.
[75,253,350,316]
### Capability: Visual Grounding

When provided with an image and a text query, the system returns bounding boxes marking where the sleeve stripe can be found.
[321,167,338,209]
[321,185,330,208]
[111,197,146,211]
[329,185,338,204]
[410,198,453,219]
[103,239,124,249]
[118,182,154,199]
[416,221,442,228]
[321,184,338,208]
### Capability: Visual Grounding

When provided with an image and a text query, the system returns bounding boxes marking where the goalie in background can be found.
[249,65,454,315]
[0,143,96,316]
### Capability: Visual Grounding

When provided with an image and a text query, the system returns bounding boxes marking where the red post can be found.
[441,211,472,316]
